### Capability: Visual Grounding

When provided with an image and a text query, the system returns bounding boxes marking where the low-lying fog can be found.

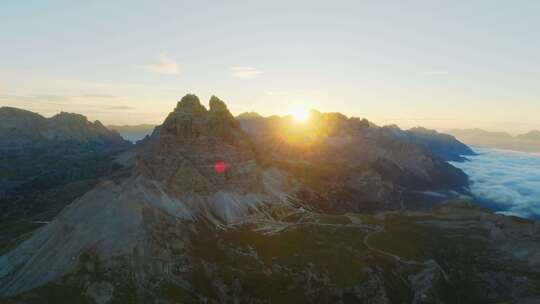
[452,147,540,219]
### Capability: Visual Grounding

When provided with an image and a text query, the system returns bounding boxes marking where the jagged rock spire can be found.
[174,94,207,114]
[209,95,229,112]
[137,94,261,195]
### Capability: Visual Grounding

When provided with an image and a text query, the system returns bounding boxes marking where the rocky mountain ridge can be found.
[105,114,475,159]
[237,110,469,212]
[237,113,473,162]
[384,126,475,161]
[0,107,129,149]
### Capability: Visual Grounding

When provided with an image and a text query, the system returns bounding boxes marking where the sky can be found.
[1,0,539,133]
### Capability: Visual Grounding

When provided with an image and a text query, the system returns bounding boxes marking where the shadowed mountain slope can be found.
[386,126,475,161]
[0,107,132,254]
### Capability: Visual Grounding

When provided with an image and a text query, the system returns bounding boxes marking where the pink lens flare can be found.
[214,161,227,173]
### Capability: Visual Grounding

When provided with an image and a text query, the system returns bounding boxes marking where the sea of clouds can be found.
[451,147,540,219]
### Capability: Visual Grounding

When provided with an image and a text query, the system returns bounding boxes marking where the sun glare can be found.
[291,106,310,123]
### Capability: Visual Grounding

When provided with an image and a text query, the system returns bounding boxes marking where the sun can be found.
[290,106,310,123]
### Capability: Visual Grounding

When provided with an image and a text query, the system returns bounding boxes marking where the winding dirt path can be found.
[363,225,449,281]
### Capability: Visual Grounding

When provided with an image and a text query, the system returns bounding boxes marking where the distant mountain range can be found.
[446,128,540,153]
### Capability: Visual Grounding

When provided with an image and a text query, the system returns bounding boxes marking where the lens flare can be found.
[214,161,227,173]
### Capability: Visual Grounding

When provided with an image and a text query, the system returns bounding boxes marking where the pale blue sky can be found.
[1,0,539,133]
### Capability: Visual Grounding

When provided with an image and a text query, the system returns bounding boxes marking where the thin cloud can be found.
[107,106,135,110]
[30,94,72,102]
[137,53,179,75]
[1,94,119,104]
[265,90,288,96]
[0,94,67,106]
[0,94,132,111]
[79,94,118,99]
[385,117,457,121]
[231,66,262,79]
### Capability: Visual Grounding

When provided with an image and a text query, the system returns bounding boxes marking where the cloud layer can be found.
[452,148,540,219]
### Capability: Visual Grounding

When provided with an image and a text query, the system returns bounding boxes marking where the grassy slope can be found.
[7,209,540,303]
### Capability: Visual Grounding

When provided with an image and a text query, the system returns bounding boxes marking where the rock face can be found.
[0,107,129,149]
[134,95,282,223]
[137,95,261,195]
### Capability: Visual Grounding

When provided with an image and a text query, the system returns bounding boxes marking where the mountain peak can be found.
[0,107,128,148]
[161,95,239,141]
[237,112,263,119]
[209,95,229,112]
[174,94,207,114]
[48,112,91,129]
